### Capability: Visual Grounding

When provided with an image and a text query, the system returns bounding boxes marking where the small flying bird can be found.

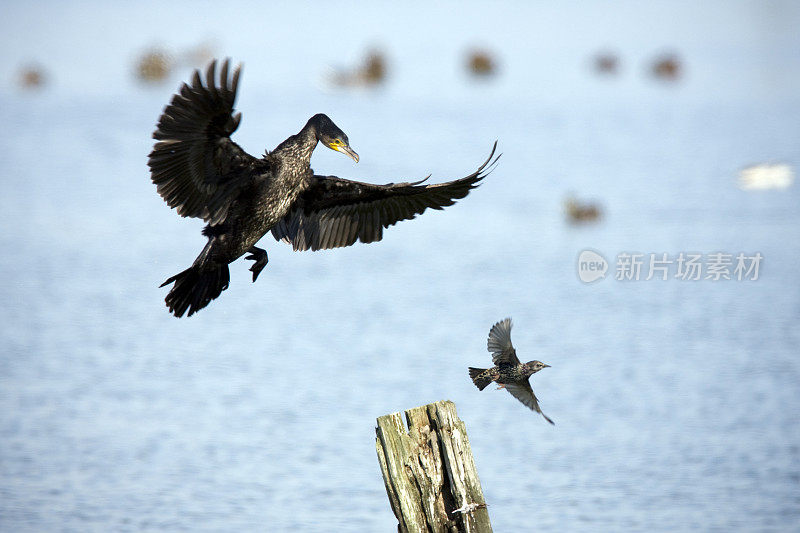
[468,318,554,424]
[148,58,499,317]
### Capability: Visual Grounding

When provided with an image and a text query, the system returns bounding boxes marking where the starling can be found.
[468,318,554,424]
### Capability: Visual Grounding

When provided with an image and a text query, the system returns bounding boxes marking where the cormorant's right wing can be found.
[148,59,264,225]
[271,142,499,251]
[488,317,519,366]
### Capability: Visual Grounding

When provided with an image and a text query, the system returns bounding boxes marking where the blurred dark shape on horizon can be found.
[466,49,497,77]
[135,48,173,83]
[134,42,218,85]
[565,195,603,224]
[18,64,46,89]
[179,41,216,69]
[593,51,619,75]
[330,49,387,87]
[650,52,682,81]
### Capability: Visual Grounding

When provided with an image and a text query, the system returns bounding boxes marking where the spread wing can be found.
[487,317,519,366]
[505,382,555,425]
[148,59,264,225]
[271,142,499,251]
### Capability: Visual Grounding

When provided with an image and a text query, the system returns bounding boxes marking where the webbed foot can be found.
[245,246,269,282]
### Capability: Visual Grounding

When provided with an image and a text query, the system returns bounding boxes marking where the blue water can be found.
[2,1,799,531]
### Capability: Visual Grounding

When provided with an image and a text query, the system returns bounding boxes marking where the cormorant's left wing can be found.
[505,382,555,425]
[148,59,265,225]
[271,142,499,251]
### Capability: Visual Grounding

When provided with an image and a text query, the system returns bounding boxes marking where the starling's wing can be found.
[271,143,499,251]
[487,317,519,366]
[505,381,555,425]
[148,59,264,225]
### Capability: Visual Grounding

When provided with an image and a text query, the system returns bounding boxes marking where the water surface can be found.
[1,1,799,531]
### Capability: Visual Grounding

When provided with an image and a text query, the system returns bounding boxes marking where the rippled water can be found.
[2,1,799,531]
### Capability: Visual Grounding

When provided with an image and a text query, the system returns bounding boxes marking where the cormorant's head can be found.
[524,360,550,375]
[308,113,359,163]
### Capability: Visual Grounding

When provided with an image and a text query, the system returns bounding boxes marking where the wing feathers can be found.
[148,58,262,223]
[505,382,554,424]
[272,142,499,251]
[488,317,520,366]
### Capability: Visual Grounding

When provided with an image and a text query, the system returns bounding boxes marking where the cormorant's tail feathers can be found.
[469,367,493,391]
[161,264,230,317]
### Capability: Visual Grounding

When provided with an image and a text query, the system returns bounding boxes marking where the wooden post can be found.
[376,400,492,533]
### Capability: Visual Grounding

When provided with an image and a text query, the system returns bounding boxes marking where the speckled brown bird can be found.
[469,318,554,424]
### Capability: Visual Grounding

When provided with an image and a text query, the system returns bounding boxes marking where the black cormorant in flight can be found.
[148,59,499,317]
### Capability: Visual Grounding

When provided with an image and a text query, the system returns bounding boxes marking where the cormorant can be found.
[148,59,499,317]
[469,318,554,424]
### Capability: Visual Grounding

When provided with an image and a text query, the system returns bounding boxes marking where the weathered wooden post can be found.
[375,400,492,533]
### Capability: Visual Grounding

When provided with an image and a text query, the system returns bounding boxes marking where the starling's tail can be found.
[160,263,230,318]
[469,367,493,391]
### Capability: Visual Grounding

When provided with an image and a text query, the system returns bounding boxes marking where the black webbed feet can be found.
[245,246,269,282]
